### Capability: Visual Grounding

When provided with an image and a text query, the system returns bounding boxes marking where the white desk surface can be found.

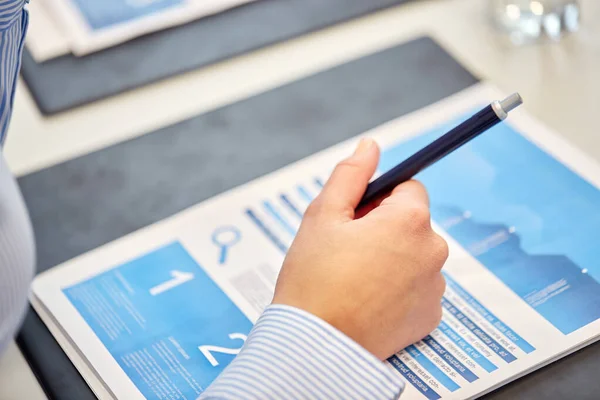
[1,0,599,398]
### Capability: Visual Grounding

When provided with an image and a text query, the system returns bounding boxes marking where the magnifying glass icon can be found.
[212,226,241,265]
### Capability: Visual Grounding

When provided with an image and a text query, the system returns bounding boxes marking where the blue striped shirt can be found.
[0,0,31,357]
[200,305,405,399]
[0,0,28,146]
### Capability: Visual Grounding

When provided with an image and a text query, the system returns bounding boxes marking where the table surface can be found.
[2,0,599,398]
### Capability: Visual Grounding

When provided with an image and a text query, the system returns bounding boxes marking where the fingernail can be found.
[354,138,374,156]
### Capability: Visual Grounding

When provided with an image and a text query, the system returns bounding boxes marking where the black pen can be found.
[357,93,523,209]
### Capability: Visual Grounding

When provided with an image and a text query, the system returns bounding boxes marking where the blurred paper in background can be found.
[28,0,259,60]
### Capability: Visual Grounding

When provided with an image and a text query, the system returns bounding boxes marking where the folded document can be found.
[31,83,600,399]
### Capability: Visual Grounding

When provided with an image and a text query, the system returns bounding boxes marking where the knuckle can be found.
[403,203,431,231]
[431,305,443,328]
[304,198,324,219]
[422,303,443,334]
[435,274,447,297]
[334,158,362,174]
[432,235,450,264]
[408,179,427,195]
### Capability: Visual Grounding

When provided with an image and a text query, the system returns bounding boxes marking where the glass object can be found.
[490,0,581,44]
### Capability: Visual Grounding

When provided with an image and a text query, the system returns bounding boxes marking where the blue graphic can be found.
[422,336,479,383]
[211,226,241,265]
[442,298,516,363]
[388,356,441,400]
[71,0,184,31]
[280,194,303,218]
[297,185,315,203]
[437,321,498,373]
[405,345,460,392]
[444,273,535,354]
[314,177,325,188]
[63,242,253,398]
[380,111,600,334]
[245,209,289,253]
[246,184,322,254]
[263,200,296,236]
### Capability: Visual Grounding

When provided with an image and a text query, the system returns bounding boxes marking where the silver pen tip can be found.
[499,93,523,114]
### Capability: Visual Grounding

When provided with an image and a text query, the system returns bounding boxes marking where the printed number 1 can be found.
[199,333,248,367]
[126,0,164,7]
[149,270,194,296]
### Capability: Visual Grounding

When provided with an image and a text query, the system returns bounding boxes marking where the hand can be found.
[272,138,449,360]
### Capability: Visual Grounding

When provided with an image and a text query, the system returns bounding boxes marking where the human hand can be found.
[272,138,448,360]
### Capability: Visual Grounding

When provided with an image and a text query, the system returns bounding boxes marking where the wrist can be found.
[271,297,382,359]
[262,304,405,398]
[270,298,390,358]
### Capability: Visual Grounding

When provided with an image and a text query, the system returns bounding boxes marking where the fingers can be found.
[386,180,429,208]
[358,180,429,220]
[372,180,449,270]
[372,180,430,231]
[308,138,380,221]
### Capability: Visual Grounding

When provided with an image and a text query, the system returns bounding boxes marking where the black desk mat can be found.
[22,0,415,115]
[17,36,600,399]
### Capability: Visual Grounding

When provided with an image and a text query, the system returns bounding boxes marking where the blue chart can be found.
[71,0,183,30]
[63,243,253,399]
[378,112,600,335]
[387,273,535,400]
[244,177,326,252]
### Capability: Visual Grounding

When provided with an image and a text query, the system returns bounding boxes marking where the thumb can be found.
[316,138,380,221]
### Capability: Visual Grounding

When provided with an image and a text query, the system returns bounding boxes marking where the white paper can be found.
[31,83,600,400]
[25,0,72,63]
[38,0,259,57]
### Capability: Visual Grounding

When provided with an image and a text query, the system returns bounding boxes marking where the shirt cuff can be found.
[200,304,405,400]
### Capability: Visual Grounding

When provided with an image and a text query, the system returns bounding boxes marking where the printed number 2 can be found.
[199,333,248,367]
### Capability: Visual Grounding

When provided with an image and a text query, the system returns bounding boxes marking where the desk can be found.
[2,0,599,398]
[0,342,46,399]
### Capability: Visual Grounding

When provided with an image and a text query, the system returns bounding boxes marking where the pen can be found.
[357,93,523,209]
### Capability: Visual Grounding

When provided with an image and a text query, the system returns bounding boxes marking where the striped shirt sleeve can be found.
[199,305,405,400]
[0,0,28,146]
[0,152,35,356]
[0,0,31,356]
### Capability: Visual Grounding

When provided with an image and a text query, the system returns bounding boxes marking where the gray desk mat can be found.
[21,0,414,115]
[16,36,600,399]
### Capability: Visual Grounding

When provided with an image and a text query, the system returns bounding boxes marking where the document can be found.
[31,83,600,399]
[37,0,259,57]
